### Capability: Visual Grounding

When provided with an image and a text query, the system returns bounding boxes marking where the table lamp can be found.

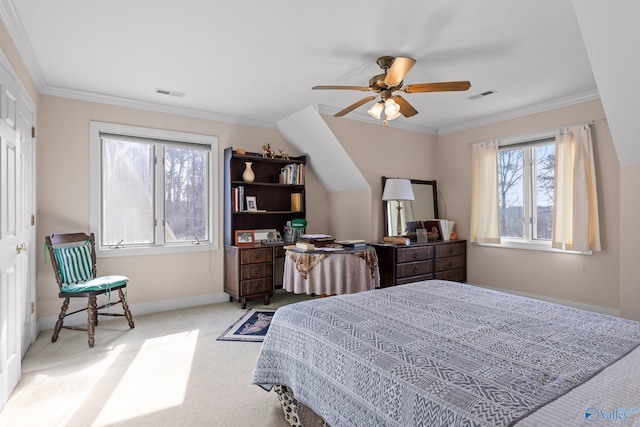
[382,178,415,236]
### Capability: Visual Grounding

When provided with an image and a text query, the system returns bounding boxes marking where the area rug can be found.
[217,308,277,342]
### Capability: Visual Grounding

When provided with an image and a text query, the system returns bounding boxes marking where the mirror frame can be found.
[382,177,439,238]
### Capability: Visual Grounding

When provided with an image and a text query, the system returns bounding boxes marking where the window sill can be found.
[96,242,218,258]
[472,240,592,255]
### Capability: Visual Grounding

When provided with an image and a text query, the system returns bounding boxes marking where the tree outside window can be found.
[498,140,555,242]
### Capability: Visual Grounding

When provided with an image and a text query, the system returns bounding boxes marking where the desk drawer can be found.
[397,246,433,263]
[241,278,273,296]
[240,248,273,264]
[434,242,465,258]
[241,263,273,280]
[435,268,466,282]
[435,255,465,272]
[397,261,433,278]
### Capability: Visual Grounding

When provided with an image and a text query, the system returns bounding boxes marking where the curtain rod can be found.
[468,118,606,146]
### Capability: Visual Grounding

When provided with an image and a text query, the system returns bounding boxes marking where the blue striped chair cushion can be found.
[53,244,94,283]
[60,275,129,293]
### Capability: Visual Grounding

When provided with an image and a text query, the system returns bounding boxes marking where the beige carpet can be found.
[0,291,314,427]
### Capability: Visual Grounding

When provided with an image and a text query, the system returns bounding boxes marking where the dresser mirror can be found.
[382,177,439,237]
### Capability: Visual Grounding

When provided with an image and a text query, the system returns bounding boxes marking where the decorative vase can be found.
[242,162,255,183]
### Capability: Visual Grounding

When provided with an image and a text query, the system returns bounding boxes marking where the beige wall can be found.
[619,163,640,320]
[322,115,438,241]
[438,99,622,312]
[35,95,327,318]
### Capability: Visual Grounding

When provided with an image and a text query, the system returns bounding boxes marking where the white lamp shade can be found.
[384,98,401,117]
[367,102,383,119]
[385,109,401,120]
[382,178,415,201]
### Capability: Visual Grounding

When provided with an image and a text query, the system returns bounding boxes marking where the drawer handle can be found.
[448,248,454,254]
[254,252,260,260]
[448,274,454,280]
[413,266,418,273]
[448,261,453,268]
[252,283,260,289]
[254,267,261,274]
[413,252,418,259]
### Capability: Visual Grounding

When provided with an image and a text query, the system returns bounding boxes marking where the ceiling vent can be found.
[468,90,497,100]
[154,88,186,98]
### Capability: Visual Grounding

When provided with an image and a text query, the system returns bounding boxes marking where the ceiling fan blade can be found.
[402,81,471,93]
[384,57,416,87]
[334,96,377,117]
[312,85,372,91]
[393,95,418,117]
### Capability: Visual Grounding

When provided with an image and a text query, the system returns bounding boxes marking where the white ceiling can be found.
[2,0,600,135]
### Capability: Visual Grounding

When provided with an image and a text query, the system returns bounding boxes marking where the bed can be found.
[252,280,640,426]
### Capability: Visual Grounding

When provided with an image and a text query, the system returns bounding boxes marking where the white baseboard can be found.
[37,292,230,332]
[477,284,620,317]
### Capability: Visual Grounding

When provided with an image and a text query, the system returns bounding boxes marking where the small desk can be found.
[283,246,380,296]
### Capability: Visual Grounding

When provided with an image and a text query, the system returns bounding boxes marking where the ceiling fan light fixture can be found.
[367,102,384,119]
[384,98,401,120]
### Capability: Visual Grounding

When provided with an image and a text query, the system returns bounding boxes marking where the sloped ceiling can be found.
[277,106,369,192]
[572,0,640,165]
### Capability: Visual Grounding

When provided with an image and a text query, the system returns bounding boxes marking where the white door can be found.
[0,59,32,409]
[18,90,35,358]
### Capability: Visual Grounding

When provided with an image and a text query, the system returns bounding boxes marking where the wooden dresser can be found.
[224,245,286,309]
[372,240,466,287]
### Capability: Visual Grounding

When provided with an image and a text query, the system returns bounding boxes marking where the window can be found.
[498,135,555,247]
[90,122,218,256]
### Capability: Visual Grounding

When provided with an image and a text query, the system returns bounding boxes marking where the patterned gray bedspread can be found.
[252,280,640,426]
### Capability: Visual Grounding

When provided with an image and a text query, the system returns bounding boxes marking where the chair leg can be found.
[52,297,70,343]
[119,288,135,329]
[87,295,97,348]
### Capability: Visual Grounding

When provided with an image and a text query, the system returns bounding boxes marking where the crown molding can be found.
[41,85,278,130]
[0,0,46,90]
[438,90,601,135]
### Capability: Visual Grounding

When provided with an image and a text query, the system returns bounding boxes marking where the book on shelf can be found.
[280,163,305,185]
[232,186,245,212]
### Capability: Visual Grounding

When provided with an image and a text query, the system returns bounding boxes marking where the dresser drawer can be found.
[241,278,273,296]
[397,261,433,278]
[434,255,466,272]
[434,242,465,258]
[435,268,466,282]
[397,273,433,285]
[240,247,273,264]
[240,263,273,280]
[397,246,433,263]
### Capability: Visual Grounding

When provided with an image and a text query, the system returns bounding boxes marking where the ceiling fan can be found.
[312,55,471,122]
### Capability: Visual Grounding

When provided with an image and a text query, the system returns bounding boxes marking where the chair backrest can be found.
[46,232,97,289]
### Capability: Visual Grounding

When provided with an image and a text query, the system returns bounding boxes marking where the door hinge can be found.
[31,214,35,226]
[31,126,36,138]
[30,302,35,314]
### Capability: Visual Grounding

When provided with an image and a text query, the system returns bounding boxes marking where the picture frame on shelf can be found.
[235,230,255,246]
[254,228,278,242]
[246,196,257,212]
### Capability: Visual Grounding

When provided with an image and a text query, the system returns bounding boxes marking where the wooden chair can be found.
[45,232,135,347]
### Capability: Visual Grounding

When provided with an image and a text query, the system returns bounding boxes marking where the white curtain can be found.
[470,140,501,244]
[552,125,601,252]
